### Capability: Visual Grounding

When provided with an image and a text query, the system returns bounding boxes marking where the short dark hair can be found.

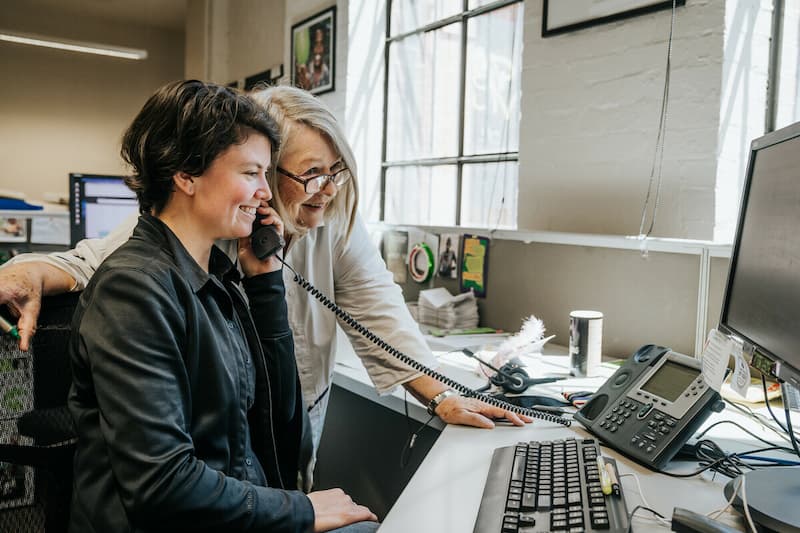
[121,79,280,214]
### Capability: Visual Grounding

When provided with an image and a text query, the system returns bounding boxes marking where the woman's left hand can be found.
[238,203,285,277]
[434,395,532,429]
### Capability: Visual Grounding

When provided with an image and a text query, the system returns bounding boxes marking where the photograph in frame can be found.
[291,6,336,95]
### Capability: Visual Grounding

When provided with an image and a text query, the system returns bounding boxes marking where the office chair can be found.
[0,293,80,533]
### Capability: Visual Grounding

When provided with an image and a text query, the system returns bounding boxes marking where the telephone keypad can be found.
[602,397,682,456]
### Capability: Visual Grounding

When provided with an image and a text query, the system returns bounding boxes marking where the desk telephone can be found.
[575,345,725,469]
[250,216,570,427]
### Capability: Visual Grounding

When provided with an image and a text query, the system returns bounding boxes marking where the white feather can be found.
[491,315,552,367]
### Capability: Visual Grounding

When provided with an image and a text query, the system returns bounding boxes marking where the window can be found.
[770,0,800,131]
[382,0,523,228]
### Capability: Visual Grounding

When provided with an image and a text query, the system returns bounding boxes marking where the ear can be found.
[173,172,195,195]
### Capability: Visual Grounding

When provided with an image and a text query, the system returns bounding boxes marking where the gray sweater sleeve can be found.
[3,212,138,290]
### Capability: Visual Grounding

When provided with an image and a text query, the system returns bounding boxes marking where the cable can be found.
[626,505,667,533]
[278,257,571,427]
[784,402,800,458]
[727,399,794,444]
[762,375,790,433]
[637,0,678,240]
[400,390,436,468]
[706,475,757,533]
[694,419,795,453]
[619,473,672,527]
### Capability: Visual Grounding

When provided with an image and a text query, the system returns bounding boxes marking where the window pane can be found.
[463,2,523,155]
[776,0,800,129]
[384,165,457,225]
[386,24,462,161]
[460,162,517,228]
[468,0,495,8]
[390,0,461,36]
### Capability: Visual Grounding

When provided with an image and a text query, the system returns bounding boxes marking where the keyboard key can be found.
[473,438,628,533]
[518,512,536,526]
[537,495,551,510]
[511,456,526,482]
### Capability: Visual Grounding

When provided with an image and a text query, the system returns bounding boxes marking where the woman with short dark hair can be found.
[67,80,376,533]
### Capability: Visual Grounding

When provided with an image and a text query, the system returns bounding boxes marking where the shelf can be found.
[0,207,68,218]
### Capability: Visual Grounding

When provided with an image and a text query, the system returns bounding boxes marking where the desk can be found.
[367,347,795,532]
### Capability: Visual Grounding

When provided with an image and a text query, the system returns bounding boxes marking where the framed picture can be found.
[291,6,336,95]
[542,0,685,37]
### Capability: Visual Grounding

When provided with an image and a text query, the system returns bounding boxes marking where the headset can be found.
[460,349,563,394]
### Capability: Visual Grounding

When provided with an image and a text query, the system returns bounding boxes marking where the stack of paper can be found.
[417,287,479,330]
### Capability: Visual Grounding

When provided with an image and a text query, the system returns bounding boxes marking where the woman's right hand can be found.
[307,488,377,532]
[0,262,75,351]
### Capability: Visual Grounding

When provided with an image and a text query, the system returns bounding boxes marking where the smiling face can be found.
[191,131,273,242]
[277,123,342,230]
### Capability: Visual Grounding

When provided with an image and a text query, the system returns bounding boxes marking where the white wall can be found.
[518,0,725,240]
[0,3,184,200]
[184,0,285,85]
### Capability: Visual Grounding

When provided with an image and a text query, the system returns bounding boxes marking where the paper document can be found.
[701,329,731,392]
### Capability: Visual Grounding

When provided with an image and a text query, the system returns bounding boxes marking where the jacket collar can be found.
[133,214,240,293]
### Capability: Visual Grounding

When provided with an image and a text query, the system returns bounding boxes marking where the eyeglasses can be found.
[277,166,352,194]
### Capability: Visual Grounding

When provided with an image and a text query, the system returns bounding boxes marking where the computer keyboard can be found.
[473,438,629,533]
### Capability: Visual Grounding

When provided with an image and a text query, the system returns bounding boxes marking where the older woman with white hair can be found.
[0,85,529,460]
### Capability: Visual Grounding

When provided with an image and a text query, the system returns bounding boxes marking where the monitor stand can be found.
[724,467,800,532]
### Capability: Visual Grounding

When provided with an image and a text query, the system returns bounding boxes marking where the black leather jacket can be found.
[68,215,314,532]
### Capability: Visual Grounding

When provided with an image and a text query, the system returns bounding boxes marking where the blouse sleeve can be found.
[331,215,437,393]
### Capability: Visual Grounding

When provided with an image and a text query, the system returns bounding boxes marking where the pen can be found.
[604,462,620,496]
[597,457,612,496]
[0,316,19,340]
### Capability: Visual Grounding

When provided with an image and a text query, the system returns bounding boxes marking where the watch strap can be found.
[427,389,457,416]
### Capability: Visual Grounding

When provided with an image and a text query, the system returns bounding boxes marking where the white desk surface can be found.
[333,333,792,532]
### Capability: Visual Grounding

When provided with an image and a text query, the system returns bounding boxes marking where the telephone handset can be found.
[251,214,285,260]
[274,258,571,427]
[574,345,725,469]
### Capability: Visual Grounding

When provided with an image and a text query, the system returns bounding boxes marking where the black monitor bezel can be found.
[717,121,800,380]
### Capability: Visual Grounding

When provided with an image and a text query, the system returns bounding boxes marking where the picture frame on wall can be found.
[291,6,336,95]
[542,0,686,37]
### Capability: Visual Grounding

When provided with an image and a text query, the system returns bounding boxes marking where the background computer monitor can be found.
[718,121,800,531]
[69,173,138,246]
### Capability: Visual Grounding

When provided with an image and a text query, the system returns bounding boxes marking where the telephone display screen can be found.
[639,360,699,402]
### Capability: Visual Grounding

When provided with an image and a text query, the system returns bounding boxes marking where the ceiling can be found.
[15,0,188,31]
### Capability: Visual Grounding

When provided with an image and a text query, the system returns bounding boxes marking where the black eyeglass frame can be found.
[277,166,351,193]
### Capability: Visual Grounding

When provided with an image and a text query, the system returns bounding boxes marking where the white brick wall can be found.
[518,0,726,240]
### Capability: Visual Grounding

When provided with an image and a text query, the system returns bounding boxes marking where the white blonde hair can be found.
[250,85,359,239]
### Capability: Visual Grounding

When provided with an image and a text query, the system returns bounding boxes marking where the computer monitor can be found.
[718,121,800,531]
[69,173,138,246]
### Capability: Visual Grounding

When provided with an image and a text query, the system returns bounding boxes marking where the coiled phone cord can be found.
[278,257,571,427]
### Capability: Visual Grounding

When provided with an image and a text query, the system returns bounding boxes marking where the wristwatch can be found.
[427,389,458,416]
